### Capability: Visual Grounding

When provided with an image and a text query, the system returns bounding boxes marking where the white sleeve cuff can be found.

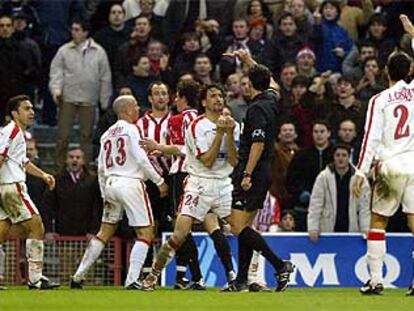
[155,177,164,187]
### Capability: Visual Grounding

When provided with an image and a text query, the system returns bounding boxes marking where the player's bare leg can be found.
[360,213,388,295]
[142,214,193,291]
[125,225,154,289]
[406,214,414,296]
[71,223,118,288]
[204,213,235,290]
[0,219,11,290]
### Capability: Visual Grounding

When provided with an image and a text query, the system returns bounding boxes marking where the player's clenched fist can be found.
[42,173,56,190]
[158,182,168,198]
[216,116,227,134]
[224,116,235,134]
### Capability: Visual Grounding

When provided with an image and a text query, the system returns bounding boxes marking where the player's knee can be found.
[137,228,154,242]
[27,218,45,239]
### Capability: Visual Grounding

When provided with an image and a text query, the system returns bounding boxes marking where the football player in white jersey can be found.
[142,84,239,290]
[352,15,414,296]
[70,95,168,289]
[0,95,58,289]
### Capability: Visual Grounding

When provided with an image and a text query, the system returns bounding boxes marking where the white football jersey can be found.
[184,115,240,179]
[98,120,163,188]
[357,79,414,175]
[0,121,28,183]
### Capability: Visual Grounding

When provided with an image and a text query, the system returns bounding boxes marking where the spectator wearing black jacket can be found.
[264,12,307,77]
[42,148,102,236]
[94,3,130,81]
[0,14,35,123]
[286,120,334,231]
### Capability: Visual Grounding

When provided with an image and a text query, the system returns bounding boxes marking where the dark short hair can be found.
[148,81,170,96]
[333,143,351,155]
[387,52,411,82]
[368,13,387,27]
[177,80,200,108]
[7,95,31,117]
[181,31,200,44]
[281,62,297,73]
[291,75,310,88]
[110,3,126,15]
[199,83,225,101]
[72,19,91,33]
[68,146,84,154]
[278,12,295,26]
[338,74,356,88]
[321,0,341,17]
[362,56,379,69]
[194,53,211,63]
[280,209,296,220]
[312,119,331,131]
[249,64,271,91]
[357,39,376,51]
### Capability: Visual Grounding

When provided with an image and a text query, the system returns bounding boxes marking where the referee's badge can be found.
[252,129,265,139]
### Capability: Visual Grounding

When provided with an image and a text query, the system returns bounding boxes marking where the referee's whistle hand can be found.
[241,177,252,191]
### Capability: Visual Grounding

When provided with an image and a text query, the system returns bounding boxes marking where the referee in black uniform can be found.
[225,50,294,292]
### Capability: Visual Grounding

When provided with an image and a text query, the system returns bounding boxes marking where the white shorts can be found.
[102,176,153,227]
[0,182,39,224]
[373,157,414,217]
[178,175,233,222]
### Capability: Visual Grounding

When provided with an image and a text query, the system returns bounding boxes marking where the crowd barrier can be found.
[162,233,413,288]
[2,237,122,286]
[2,233,412,288]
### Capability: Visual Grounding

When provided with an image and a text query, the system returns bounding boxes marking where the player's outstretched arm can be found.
[25,161,55,190]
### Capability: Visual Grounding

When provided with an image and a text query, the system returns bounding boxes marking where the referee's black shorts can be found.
[231,163,272,212]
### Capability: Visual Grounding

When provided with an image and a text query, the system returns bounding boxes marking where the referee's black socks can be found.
[236,231,254,284]
[210,229,235,281]
[239,226,284,271]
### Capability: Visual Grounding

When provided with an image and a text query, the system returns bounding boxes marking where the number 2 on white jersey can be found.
[104,138,126,168]
[394,104,410,140]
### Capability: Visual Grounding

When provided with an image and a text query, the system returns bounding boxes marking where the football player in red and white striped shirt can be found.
[0,95,59,290]
[352,15,414,296]
[136,81,173,278]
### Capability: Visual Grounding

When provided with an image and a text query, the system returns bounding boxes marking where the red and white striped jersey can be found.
[357,79,414,175]
[184,115,240,179]
[136,111,172,176]
[98,120,163,188]
[168,108,198,174]
[0,121,28,183]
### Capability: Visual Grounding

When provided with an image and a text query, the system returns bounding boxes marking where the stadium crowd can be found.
[0,0,414,289]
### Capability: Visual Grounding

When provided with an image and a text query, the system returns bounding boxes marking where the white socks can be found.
[125,239,150,287]
[0,244,5,277]
[367,229,386,286]
[73,237,105,282]
[248,251,266,285]
[26,239,44,284]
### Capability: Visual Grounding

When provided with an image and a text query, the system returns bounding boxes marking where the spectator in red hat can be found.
[296,46,318,78]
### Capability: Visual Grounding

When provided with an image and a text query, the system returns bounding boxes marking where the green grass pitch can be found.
[0,287,412,311]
